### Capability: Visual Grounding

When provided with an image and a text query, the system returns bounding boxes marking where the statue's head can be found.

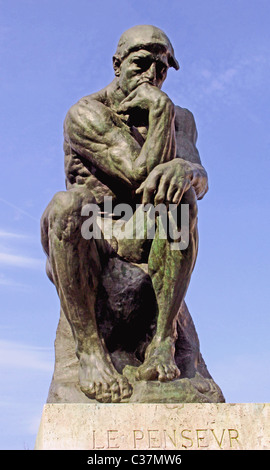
[113,25,179,96]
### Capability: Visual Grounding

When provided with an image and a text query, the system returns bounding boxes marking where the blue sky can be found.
[1,0,269,450]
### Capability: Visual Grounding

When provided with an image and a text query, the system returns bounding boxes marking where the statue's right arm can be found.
[64,98,145,189]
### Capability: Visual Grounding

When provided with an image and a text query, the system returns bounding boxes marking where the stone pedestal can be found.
[35,403,270,450]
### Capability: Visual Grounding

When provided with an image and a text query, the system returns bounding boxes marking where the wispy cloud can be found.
[199,66,238,95]
[0,198,39,222]
[0,252,43,269]
[0,274,32,291]
[198,53,268,98]
[0,230,27,239]
[0,340,53,372]
[171,51,270,116]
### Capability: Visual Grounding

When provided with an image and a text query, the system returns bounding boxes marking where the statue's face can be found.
[116,48,169,96]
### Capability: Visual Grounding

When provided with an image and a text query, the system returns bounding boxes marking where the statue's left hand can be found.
[135,158,208,205]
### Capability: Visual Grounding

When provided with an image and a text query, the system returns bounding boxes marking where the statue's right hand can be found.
[117,83,173,115]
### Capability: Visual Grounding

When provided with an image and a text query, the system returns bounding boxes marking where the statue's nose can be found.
[144,63,157,85]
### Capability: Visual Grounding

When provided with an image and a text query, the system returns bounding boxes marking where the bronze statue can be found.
[41,25,224,404]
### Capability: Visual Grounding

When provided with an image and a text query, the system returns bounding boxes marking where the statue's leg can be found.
[133,187,199,382]
[41,189,132,402]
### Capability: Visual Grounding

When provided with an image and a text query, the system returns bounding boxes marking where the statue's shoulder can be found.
[174,105,198,143]
[174,105,196,129]
[64,90,109,134]
[67,92,102,115]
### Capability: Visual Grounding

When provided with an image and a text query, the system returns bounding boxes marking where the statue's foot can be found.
[79,352,133,403]
[124,337,181,382]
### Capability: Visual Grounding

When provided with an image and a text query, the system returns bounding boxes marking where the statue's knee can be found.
[182,188,198,231]
[51,190,82,214]
[189,199,198,224]
[46,191,83,241]
[46,258,54,283]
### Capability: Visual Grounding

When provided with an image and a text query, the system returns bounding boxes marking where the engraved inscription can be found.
[92,430,120,449]
[92,428,240,449]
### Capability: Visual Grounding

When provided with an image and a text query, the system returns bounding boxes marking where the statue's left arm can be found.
[174,105,208,200]
[136,105,208,205]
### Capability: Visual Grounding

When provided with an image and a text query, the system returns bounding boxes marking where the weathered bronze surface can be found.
[41,25,224,404]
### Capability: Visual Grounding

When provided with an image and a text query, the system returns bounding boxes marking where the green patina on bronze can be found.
[41,25,224,404]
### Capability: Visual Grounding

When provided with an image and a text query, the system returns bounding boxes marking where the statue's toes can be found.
[109,381,121,403]
[95,381,112,403]
[133,361,181,382]
[134,363,159,381]
[93,376,132,403]
[81,375,132,403]
[80,382,96,399]
[119,377,133,400]
[157,364,167,382]
[157,364,181,382]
